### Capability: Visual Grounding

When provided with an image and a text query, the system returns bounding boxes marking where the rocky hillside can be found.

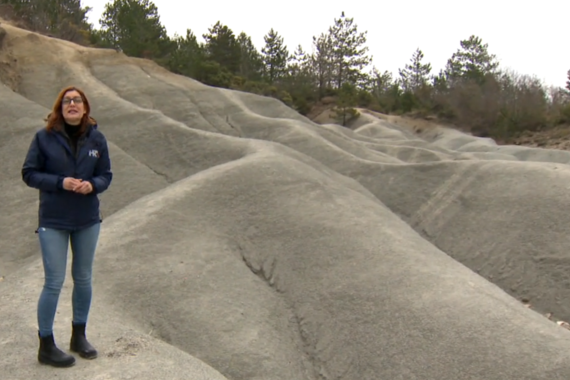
[1,19,570,380]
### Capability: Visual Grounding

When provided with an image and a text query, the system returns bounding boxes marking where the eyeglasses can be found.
[62,97,83,105]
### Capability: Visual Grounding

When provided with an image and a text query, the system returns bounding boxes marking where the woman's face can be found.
[61,90,85,125]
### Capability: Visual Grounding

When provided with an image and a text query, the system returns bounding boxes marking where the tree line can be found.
[2,0,570,141]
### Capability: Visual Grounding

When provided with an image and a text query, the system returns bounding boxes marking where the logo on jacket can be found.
[88,149,100,158]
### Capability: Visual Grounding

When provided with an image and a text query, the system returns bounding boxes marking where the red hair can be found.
[45,86,97,134]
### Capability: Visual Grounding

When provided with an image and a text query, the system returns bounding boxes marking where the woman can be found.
[21,86,113,368]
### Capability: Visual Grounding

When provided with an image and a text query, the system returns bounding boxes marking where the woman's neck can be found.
[64,121,81,137]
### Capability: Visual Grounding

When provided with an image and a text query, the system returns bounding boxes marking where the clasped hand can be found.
[63,177,93,194]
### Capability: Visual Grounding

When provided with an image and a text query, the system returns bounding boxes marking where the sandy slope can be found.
[1,21,570,380]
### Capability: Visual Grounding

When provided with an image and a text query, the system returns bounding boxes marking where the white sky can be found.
[83,0,569,89]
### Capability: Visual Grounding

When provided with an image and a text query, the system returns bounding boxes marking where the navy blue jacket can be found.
[22,122,113,231]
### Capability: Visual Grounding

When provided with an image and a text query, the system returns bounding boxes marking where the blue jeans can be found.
[37,223,100,338]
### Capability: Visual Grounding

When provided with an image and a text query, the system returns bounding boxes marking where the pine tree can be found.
[282,44,315,114]
[1,0,92,42]
[368,67,402,112]
[398,48,432,92]
[98,0,172,59]
[370,68,393,98]
[332,82,359,126]
[309,32,334,98]
[237,32,263,81]
[566,69,570,92]
[261,28,289,84]
[328,11,371,89]
[288,44,308,77]
[202,21,241,75]
[168,29,205,79]
[444,35,499,85]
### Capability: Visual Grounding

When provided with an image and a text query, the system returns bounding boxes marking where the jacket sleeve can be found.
[89,135,112,194]
[21,132,64,192]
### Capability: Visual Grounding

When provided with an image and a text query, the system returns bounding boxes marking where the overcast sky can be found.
[83,0,569,89]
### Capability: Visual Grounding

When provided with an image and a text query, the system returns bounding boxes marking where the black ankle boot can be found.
[38,332,76,367]
[70,322,98,359]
